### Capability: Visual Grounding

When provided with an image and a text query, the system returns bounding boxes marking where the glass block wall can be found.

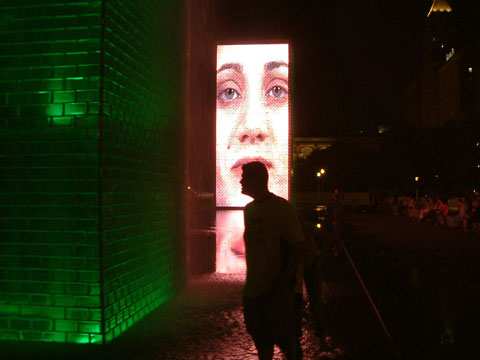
[101,0,186,342]
[0,0,186,344]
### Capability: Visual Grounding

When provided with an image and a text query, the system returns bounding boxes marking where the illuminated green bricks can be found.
[1,0,185,344]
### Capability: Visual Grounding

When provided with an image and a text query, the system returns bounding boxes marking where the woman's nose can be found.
[237,98,268,144]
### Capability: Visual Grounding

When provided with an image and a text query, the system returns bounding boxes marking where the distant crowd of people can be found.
[325,189,480,233]
[392,193,479,232]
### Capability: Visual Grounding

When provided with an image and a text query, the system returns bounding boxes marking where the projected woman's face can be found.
[216,44,289,207]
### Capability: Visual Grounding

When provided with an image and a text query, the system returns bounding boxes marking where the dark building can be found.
[292,136,380,161]
[405,0,480,129]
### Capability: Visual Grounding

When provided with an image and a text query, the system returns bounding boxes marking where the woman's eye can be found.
[219,88,240,101]
[267,85,287,99]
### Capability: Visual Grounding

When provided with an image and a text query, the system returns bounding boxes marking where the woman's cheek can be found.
[270,106,289,139]
[217,110,237,144]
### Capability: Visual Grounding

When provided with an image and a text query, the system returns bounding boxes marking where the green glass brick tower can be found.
[0,0,186,344]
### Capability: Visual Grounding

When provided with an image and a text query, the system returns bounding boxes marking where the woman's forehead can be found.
[217,44,289,71]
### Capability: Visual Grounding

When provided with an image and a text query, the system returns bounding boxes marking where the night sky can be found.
[216,0,478,137]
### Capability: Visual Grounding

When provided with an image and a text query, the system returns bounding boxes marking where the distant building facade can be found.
[292,136,380,161]
[405,0,479,129]
[293,137,335,160]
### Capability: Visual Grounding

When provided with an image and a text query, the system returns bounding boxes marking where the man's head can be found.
[240,161,269,199]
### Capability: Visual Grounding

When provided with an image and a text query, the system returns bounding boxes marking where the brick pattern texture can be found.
[100,0,186,343]
[0,0,185,344]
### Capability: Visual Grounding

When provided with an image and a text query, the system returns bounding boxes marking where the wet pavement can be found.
[342,214,480,360]
[3,213,480,359]
[104,271,359,360]
[103,273,343,360]
[2,272,348,360]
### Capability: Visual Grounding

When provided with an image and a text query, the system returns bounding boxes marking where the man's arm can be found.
[271,204,305,292]
[270,240,303,293]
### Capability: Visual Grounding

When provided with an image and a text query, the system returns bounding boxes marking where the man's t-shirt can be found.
[243,193,305,298]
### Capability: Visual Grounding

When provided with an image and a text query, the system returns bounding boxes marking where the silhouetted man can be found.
[240,161,304,360]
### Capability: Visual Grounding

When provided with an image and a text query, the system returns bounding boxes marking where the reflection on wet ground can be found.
[109,272,351,360]
[342,214,480,360]
[206,211,480,359]
[5,213,478,359]
[215,210,245,274]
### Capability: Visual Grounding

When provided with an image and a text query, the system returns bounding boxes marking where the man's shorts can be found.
[243,288,298,346]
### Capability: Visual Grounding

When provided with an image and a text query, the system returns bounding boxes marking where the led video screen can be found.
[216,43,290,207]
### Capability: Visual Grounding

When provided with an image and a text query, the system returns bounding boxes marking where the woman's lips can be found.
[231,157,273,171]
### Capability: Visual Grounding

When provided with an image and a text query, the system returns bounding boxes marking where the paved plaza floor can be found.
[2,213,479,360]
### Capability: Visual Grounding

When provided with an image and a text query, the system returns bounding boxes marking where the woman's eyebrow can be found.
[217,63,243,74]
[264,61,288,72]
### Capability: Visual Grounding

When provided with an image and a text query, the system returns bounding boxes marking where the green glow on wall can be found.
[0,0,185,345]
[52,116,74,126]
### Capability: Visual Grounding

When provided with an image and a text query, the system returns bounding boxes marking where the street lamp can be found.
[414,176,419,200]
[316,171,321,192]
[317,169,326,192]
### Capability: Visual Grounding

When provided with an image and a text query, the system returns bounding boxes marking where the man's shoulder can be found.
[245,193,294,214]
[269,193,289,204]
[244,200,256,210]
[269,193,295,210]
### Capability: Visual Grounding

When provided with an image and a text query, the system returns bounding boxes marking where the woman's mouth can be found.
[231,157,273,171]
[231,157,273,179]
